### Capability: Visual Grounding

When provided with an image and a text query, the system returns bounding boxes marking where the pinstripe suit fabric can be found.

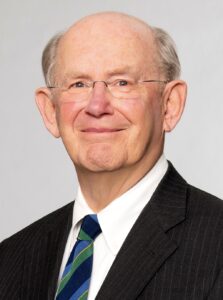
[1,162,223,299]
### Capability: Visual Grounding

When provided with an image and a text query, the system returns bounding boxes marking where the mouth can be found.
[81,128,124,133]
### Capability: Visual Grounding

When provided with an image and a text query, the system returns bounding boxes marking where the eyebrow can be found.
[62,72,91,84]
[106,66,136,76]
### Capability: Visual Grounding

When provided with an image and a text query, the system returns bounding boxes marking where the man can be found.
[0,11,223,300]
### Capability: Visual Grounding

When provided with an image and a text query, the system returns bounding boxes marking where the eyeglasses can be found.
[48,79,169,101]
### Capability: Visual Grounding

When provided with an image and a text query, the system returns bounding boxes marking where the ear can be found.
[35,87,60,138]
[162,80,187,132]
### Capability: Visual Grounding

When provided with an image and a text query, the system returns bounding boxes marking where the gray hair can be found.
[41,26,181,86]
[151,26,181,80]
[42,32,64,87]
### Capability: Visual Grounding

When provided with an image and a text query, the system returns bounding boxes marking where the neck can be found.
[75,150,163,212]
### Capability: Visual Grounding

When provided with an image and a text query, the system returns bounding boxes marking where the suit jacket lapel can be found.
[21,202,74,300]
[96,163,187,300]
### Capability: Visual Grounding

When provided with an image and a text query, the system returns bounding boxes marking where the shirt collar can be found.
[72,154,168,255]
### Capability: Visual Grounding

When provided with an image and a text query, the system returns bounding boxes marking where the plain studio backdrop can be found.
[1,0,223,242]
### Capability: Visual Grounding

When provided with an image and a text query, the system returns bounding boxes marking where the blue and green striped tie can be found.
[56,214,102,300]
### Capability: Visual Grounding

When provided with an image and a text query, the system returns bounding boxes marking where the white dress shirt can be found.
[57,154,168,299]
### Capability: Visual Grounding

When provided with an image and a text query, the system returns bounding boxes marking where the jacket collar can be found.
[96,162,187,300]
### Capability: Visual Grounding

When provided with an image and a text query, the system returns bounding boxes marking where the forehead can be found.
[56,15,157,78]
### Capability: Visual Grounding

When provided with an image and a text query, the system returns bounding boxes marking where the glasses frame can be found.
[47,79,170,100]
[48,79,169,89]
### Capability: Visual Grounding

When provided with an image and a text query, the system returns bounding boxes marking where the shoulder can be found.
[0,202,74,297]
[157,162,223,237]
[184,185,223,259]
[166,161,223,215]
[187,184,223,216]
[0,201,74,254]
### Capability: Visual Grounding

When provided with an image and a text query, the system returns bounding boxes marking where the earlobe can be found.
[163,80,187,132]
[35,88,60,138]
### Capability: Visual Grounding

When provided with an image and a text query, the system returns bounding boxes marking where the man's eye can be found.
[118,80,128,86]
[70,81,86,88]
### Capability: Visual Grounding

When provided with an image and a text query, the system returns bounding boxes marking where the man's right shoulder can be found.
[0,201,74,253]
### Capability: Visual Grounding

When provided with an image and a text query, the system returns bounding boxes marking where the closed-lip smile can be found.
[81,128,123,133]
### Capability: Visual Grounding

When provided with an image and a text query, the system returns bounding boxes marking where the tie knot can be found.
[78,214,102,241]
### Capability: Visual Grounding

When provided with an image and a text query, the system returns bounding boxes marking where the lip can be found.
[81,128,124,133]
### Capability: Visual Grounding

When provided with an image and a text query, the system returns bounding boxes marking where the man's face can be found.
[48,18,166,173]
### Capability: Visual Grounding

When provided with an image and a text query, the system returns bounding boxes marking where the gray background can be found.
[1,0,223,242]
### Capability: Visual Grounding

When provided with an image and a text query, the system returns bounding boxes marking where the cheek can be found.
[115,98,153,130]
[117,96,164,140]
[55,102,84,157]
[115,99,145,123]
[56,102,83,129]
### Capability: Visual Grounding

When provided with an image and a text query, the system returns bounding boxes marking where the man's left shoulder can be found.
[185,184,223,236]
[187,184,223,214]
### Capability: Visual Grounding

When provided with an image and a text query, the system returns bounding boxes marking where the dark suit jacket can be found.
[1,163,223,299]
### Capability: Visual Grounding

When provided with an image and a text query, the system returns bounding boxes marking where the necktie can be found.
[56,214,102,300]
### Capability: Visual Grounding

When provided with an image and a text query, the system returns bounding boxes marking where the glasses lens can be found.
[59,86,90,102]
[109,80,140,99]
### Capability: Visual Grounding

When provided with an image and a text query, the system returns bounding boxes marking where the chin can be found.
[75,144,127,172]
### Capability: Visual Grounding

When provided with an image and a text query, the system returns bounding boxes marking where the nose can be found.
[85,81,114,117]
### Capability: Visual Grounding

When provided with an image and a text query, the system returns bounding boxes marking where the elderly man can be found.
[0,12,223,300]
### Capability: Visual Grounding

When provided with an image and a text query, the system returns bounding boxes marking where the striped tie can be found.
[56,214,102,300]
